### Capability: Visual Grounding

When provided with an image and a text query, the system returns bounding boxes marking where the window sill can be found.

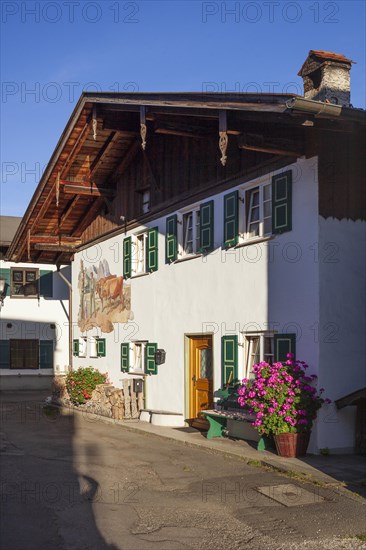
[234,235,274,249]
[131,272,150,279]
[10,295,39,299]
[174,253,203,264]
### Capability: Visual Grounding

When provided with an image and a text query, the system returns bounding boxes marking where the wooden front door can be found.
[189,336,213,426]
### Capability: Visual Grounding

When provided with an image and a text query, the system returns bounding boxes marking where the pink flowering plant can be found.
[238,354,330,436]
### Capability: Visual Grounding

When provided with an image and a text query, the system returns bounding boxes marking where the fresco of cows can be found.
[78,259,131,333]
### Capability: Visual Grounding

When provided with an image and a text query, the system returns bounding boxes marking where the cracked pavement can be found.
[1,393,365,550]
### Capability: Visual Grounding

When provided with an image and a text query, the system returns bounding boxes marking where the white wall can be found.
[0,262,70,379]
[317,217,366,452]
[72,157,322,433]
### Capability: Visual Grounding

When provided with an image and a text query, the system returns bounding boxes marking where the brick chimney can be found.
[298,50,354,106]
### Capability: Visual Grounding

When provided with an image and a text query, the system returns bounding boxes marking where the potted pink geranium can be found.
[238,354,330,457]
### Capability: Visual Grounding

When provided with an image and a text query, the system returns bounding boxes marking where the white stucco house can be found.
[5,51,366,453]
[0,217,70,390]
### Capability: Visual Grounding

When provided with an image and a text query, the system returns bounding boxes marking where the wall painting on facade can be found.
[78,259,132,333]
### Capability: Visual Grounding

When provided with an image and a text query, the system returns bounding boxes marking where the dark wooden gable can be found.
[7,93,365,264]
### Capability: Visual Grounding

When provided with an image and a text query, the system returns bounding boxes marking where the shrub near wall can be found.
[66,367,108,405]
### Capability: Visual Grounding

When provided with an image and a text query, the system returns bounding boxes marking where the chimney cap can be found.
[298,50,354,76]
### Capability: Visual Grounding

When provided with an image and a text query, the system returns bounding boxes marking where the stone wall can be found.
[51,376,144,420]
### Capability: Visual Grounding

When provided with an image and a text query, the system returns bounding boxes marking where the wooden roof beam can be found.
[34,244,78,252]
[61,120,92,179]
[238,134,303,157]
[89,131,118,177]
[60,180,116,197]
[59,195,83,227]
[154,127,207,139]
[30,235,82,245]
[239,143,302,157]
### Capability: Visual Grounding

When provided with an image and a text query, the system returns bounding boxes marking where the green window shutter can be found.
[200,200,214,253]
[221,335,238,386]
[224,191,239,248]
[146,227,159,272]
[72,339,79,357]
[0,268,11,296]
[97,338,106,357]
[120,343,130,372]
[40,270,53,298]
[272,170,292,234]
[40,340,54,369]
[123,237,132,279]
[0,340,10,368]
[145,343,158,375]
[165,215,178,263]
[274,334,296,362]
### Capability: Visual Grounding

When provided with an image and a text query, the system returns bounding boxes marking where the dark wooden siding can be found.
[318,127,366,221]
[81,133,276,243]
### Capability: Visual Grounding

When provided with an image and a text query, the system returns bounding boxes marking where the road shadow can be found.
[300,454,366,498]
[0,391,119,550]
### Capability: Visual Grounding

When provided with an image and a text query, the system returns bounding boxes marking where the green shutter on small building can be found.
[221,335,238,386]
[40,270,53,298]
[0,340,10,368]
[165,215,178,263]
[272,170,292,233]
[121,343,130,372]
[97,338,106,357]
[0,268,11,296]
[224,191,239,248]
[145,343,158,375]
[123,237,132,279]
[200,200,214,253]
[146,227,159,272]
[72,339,79,357]
[40,340,54,369]
[274,334,296,362]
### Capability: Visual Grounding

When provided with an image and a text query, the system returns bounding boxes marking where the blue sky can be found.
[1,0,365,216]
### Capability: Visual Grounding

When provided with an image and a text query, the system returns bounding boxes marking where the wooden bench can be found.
[201,409,273,451]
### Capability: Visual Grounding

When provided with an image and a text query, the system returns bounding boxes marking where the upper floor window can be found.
[244,183,272,240]
[182,209,201,256]
[123,228,159,279]
[132,233,147,275]
[142,190,151,214]
[11,268,39,297]
[165,201,214,263]
[223,171,292,249]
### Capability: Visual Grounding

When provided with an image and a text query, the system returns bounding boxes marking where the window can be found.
[132,342,146,373]
[123,228,158,279]
[132,233,147,275]
[243,333,274,379]
[120,341,158,375]
[182,209,200,255]
[73,337,87,357]
[10,339,39,369]
[244,183,272,240]
[142,190,150,214]
[223,171,292,247]
[88,336,106,358]
[11,268,39,297]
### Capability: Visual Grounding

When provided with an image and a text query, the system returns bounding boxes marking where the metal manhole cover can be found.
[256,484,325,507]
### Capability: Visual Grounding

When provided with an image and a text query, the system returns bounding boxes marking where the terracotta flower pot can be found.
[274,432,311,458]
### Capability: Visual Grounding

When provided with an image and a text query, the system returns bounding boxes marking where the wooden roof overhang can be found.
[7,92,366,265]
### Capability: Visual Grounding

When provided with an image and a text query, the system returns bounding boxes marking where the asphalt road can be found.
[1,392,365,550]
